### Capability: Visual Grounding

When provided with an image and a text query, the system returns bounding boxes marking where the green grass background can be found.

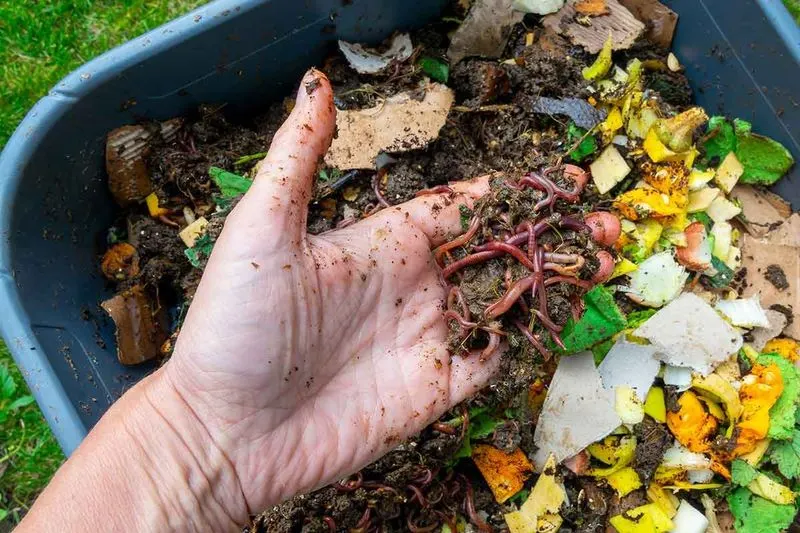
[785,0,800,23]
[0,0,797,526]
[0,0,204,524]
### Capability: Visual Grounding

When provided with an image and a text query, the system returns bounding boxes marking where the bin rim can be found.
[0,0,263,456]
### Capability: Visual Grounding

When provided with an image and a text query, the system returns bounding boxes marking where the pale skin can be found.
[18,69,500,532]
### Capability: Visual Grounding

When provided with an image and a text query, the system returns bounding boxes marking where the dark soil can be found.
[765,264,790,290]
[98,3,712,531]
[633,415,671,484]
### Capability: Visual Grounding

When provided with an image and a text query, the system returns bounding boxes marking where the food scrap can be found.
[98,0,798,530]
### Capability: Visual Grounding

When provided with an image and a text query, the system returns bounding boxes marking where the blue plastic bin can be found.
[0,0,798,455]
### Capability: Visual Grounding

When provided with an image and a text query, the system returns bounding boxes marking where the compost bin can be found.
[0,0,797,456]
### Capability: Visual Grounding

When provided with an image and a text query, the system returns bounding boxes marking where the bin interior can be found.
[0,0,797,453]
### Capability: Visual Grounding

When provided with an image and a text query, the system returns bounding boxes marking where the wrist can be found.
[127,368,251,531]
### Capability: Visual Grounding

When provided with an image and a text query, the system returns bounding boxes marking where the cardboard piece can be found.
[617,0,678,49]
[741,214,800,339]
[542,0,645,53]
[325,83,454,170]
[731,185,789,238]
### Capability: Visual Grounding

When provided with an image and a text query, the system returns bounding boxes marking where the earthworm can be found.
[355,507,371,531]
[447,285,471,321]
[334,472,363,492]
[479,241,536,270]
[406,513,439,533]
[462,476,493,533]
[441,251,498,279]
[432,422,457,435]
[543,275,593,290]
[480,331,502,361]
[415,185,453,196]
[514,319,551,360]
[407,484,428,507]
[434,216,481,266]
[485,276,535,319]
[372,172,391,208]
[323,516,336,533]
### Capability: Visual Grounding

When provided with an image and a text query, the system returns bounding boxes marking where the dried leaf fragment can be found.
[447,0,525,64]
[101,243,140,281]
[575,0,609,16]
[101,286,168,365]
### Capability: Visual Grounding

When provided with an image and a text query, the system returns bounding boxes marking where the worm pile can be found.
[435,164,619,361]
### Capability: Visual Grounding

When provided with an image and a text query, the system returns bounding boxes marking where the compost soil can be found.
[100,4,700,532]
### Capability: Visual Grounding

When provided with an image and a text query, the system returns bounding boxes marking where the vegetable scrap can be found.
[338,33,413,75]
[98,0,799,530]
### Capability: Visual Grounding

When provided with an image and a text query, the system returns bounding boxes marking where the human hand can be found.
[159,69,500,520]
[15,68,500,533]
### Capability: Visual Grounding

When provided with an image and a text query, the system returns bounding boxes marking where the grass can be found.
[0,0,205,524]
[784,0,800,24]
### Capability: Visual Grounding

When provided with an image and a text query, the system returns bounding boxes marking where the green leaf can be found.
[688,211,713,232]
[757,353,800,440]
[591,336,615,365]
[738,349,753,376]
[0,364,16,400]
[626,309,657,329]
[703,116,737,162]
[727,487,795,533]
[736,131,795,186]
[767,430,800,479]
[213,194,235,212]
[731,459,759,486]
[8,395,35,411]
[559,286,627,353]
[184,233,215,269]
[567,122,598,163]
[734,118,753,136]
[470,413,502,439]
[452,436,472,461]
[459,205,473,232]
[509,488,531,505]
[622,243,647,264]
[704,256,734,288]
[233,151,268,166]
[0,509,7,522]
[418,57,449,83]
[317,167,342,184]
[208,166,252,197]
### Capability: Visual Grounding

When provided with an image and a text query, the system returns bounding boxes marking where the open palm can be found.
[164,69,499,513]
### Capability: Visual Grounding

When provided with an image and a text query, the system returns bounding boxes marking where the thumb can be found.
[235,69,336,248]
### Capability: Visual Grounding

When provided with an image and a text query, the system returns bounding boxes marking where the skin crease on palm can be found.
[162,68,503,514]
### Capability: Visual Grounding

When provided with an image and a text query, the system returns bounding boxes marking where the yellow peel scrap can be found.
[582,34,613,81]
[763,338,800,362]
